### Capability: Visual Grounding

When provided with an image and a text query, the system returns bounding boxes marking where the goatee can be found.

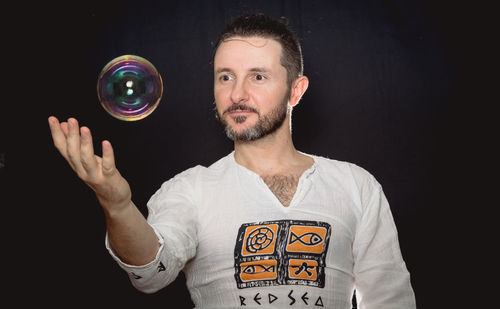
[215,96,289,141]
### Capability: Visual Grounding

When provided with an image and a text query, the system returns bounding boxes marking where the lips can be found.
[228,109,253,115]
[224,104,258,115]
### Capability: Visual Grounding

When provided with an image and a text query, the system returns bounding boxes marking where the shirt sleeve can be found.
[105,168,199,294]
[352,175,416,308]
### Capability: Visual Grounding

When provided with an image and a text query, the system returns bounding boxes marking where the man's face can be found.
[213,36,290,141]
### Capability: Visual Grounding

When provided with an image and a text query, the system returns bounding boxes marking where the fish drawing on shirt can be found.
[243,264,276,275]
[289,231,323,247]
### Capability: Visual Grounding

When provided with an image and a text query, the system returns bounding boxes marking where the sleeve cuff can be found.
[104,225,165,273]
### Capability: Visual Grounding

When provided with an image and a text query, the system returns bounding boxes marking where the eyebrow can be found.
[215,67,270,74]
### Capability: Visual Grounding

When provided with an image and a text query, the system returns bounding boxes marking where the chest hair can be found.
[261,174,299,207]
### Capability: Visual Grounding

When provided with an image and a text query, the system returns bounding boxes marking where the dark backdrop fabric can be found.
[3,0,488,308]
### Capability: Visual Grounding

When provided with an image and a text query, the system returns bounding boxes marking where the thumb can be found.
[102,140,116,175]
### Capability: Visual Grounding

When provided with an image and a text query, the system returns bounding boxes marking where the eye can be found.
[243,265,256,274]
[219,74,233,82]
[254,74,266,81]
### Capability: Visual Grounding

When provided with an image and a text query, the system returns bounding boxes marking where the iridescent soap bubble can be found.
[97,55,163,121]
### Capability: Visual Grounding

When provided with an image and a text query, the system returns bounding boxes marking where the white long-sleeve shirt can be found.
[106,152,416,308]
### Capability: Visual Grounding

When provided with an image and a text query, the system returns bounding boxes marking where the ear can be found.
[288,76,309,107]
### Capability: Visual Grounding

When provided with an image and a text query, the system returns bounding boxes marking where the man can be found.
[48,14,416,308]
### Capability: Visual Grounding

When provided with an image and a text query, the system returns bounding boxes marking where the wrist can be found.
[100,198,134,219]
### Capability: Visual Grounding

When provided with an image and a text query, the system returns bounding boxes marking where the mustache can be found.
[223,104,258,115]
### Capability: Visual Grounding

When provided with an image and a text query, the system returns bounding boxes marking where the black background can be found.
[2,0,491,307]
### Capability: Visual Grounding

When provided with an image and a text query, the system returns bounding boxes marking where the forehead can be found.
[214,36,283,71]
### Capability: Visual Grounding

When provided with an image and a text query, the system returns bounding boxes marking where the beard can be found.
[215,94,289,142]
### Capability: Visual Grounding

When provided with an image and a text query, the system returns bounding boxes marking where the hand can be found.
[48,116,132,213]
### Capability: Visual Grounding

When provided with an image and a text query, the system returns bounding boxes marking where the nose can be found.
[230,79,249,104]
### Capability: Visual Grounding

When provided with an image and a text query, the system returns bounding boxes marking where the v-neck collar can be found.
[230,151,317,210]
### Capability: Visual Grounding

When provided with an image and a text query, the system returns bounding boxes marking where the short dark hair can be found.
[214,13,304,90]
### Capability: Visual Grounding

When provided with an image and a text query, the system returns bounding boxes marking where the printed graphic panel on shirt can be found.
[240,259,278,281]
[288,259,318,281]
[241,224,279,256]
[234,220,331,289]
[286,225,328,254]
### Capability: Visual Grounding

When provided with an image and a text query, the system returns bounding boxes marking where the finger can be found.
[101,140,116,176]
[48,116,69,158]
[60,122,69,138]
[80,126,98,175]
[66,118,86,176]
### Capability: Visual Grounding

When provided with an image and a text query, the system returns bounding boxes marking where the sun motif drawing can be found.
[246,227,275,253]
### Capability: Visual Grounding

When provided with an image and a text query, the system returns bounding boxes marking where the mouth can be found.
[228,109,254,115]
[223,104,258,116]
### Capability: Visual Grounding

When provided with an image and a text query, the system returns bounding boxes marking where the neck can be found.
[233,117,310,176]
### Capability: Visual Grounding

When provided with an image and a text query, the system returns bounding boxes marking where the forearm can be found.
[104,200,160,266]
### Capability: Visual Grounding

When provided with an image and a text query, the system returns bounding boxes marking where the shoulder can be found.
[308,154,382,208]
[311,154,376,185]
[147,153,233,207]
[161,152,234,187]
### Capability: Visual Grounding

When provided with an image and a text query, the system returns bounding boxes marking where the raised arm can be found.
[48,116,160,265]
